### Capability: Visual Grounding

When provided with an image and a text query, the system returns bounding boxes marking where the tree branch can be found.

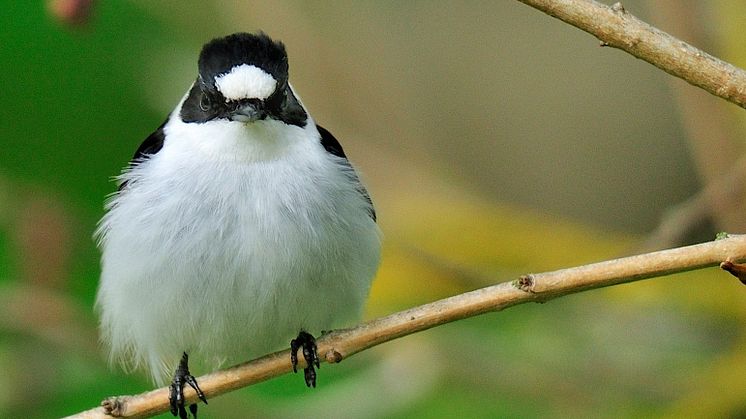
[67,235,746,418]
[515,0,746,109]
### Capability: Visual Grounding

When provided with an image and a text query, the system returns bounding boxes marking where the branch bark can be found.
[515,0,746,109]
[67,234,746,418]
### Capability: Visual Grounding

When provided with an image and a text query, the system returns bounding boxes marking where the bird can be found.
[95,32,381,418]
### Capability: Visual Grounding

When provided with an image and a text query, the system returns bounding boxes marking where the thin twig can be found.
[639,157,746,252]
[720,259,746,285]
[515,0,746,109]
[67,234,746,418]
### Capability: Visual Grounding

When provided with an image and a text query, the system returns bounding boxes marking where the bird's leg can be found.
[169,352,207,419]
[290,330,320,387]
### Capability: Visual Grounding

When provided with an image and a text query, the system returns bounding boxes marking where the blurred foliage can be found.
[2,1,746,418]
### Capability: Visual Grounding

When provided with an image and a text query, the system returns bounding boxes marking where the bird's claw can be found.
[290,331,320,387]
[169,352,207,419]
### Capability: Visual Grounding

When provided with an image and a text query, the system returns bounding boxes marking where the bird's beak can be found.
[229,101,266,123]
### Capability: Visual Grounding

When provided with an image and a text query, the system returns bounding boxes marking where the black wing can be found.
[317,125,376,222]
[132,118,168,162]
[118,118,168,191]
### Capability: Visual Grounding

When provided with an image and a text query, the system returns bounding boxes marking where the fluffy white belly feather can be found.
[96,116,380,383]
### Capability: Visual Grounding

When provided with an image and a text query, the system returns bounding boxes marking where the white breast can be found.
[95,112,380,383]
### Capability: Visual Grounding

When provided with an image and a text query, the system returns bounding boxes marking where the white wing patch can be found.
[214,64,277,100]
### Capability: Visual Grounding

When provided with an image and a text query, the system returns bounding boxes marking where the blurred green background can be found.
[2,0,746,417]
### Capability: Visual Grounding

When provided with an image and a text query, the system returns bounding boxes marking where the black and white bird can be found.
[95,33,381,418]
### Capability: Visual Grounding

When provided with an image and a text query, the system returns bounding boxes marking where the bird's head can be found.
[180,32,307,127]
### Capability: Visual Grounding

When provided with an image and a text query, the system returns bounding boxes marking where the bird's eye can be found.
[199,94,211,112]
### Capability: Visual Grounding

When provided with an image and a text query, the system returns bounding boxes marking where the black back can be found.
[317,125,376,222]
[132,118,168,161]
[117,119,167,191]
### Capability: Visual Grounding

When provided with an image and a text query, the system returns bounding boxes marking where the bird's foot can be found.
[290,330,320,387]
[169,352,207,419]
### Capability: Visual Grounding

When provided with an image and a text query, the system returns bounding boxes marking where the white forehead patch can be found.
[214,64,277,100]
